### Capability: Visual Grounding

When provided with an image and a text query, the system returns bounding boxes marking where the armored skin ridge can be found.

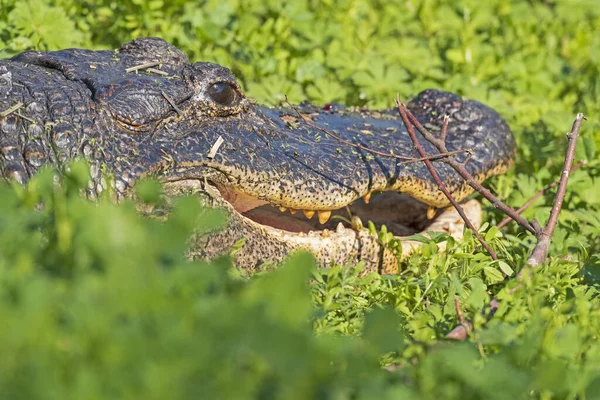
[0,37,516,273]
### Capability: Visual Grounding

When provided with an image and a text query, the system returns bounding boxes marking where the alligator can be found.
[0,37,516,273]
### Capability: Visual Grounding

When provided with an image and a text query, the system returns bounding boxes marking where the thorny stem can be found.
[285,97,472,165]
[404,110,536,235]
[396,97,498,260]
[527,113,585,266]
[497,160,586,230]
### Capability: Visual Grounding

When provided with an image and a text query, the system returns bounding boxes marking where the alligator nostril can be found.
[207,82,238,106]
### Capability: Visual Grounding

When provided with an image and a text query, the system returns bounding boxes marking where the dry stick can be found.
[396,98,498,260]
[527,113,585,266]
[125,61,162,73]
[446,298,473,340]
[446,113,585,341]
[497,160,586,230]
[0,102,23,118]
[403,109,536,235]
[284,98,471,165]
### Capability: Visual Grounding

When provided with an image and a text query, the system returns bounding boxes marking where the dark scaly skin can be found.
[0,38,516,272]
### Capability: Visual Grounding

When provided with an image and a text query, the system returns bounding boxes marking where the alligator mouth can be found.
[222,186,434,237]
[165,178,460,239]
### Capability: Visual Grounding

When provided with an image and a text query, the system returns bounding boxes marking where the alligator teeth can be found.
[289,209,297,214]
[317,210,332,224]
[321,229,331,238]
[336,222,345,233]
[303,210,315,219]
[279,206,287,212]
[363,192,372,204]
[427,206,436,220]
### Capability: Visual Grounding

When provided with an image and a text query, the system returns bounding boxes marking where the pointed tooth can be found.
[317,210,332,224]
[303,210,315,219]
[363,192,372,204]
[336,222,345,233]
[321,229,331,238]
[427,206,436,220]
[289,209,297,214]
[279,206,288,212]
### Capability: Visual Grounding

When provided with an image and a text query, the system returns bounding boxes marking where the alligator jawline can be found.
[207,182,439,238]
[163,178,482,271]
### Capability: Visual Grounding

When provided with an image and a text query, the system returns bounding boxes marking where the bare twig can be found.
[285,97,471,165]
[527,113,585,266]
[147,67,170,76]
[445,113,585,341]
[404,110,536,235]
[125,61,162,73]
[207,135,224,159]
[0,102,23,117]
[14,112,35,123]
[161,90,183,116]
[446,297,473,340]
[396,97,498,260]
[497,160,586,230]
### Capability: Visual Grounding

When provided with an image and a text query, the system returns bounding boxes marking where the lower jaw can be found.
[164,179,482,273]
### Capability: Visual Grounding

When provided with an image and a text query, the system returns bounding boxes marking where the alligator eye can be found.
[207,82,238,106]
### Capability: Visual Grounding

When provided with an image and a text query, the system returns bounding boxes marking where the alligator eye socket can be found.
[207,82,238,106]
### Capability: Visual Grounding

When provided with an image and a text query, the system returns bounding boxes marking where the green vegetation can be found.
[1,0,600,398]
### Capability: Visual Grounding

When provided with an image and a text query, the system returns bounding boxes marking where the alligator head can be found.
[0,38,516,273]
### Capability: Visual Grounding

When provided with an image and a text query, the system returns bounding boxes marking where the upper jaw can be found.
[156,89,514,216]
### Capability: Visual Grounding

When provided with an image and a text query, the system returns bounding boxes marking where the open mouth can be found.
[163,178,481,273]
[228,189,435,237]
[166,179,462,239]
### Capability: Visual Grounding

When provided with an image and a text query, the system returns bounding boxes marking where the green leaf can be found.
[9,0,83,50]
[363,307,405,354]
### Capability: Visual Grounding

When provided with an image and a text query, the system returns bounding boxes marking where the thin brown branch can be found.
[285,98,471,165]
[403,108,537,235]
[455,297,467,325]
[527,113,585,266]
[440,114,449,142]
[497,160,586,230]
[161,90,183,116]
[396,97,498,260]
[446,297,472,340]
[445,113,585,341]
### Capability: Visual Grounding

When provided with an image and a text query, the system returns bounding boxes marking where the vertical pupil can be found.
[208,83,236,106]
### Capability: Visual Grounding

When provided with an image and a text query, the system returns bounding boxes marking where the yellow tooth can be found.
[321,229,331,238]
[289,209,297,214]
[303,210,315,219]
[363,192,372,204]
[427,206,436,219]
[279,206,287,212]
[317,210,332,224]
